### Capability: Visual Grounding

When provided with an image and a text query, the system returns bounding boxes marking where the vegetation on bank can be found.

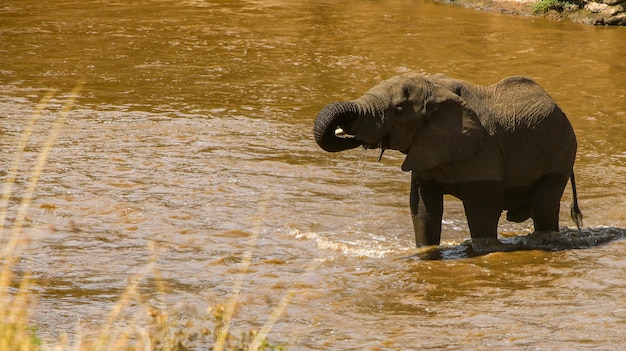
[531,0,576,14]
[437,0,623,25]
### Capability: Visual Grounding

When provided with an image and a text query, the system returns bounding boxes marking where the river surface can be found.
[1,0,626,349]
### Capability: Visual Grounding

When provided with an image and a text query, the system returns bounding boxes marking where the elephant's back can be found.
[486,76,560,131]
[483,77,577,186]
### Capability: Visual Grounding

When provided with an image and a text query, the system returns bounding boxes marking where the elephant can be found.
[313,72,583,248]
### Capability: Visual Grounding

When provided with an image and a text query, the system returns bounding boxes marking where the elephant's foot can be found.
[524,230,559,245]
[470,237,505,252]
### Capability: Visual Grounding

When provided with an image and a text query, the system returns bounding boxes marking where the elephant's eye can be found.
[395,106,403,115]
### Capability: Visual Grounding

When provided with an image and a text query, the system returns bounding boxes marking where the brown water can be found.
[1,0,626,349]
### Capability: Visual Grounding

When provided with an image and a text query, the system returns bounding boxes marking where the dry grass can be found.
[1,85,291,350]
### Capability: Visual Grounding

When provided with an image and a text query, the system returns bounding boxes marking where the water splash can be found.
[291,227,626,260]
[413,227,626,260]
[291,230,414,258]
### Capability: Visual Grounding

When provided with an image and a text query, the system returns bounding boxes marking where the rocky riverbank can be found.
[436,0,626,25]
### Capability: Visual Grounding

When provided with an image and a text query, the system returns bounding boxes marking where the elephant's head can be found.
[313,73,487,171]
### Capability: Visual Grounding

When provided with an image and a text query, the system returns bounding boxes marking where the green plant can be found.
[531,0,575,14]
[0,262,41,350]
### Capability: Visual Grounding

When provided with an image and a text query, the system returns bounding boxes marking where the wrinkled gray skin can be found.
[314,72,582,248]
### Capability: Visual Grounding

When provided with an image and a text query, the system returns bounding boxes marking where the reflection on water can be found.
[1,0,626,349]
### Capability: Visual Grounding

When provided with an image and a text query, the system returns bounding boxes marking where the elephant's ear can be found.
[401,86,487,172]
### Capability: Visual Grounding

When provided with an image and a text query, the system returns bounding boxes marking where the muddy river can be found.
[1,0,626,349]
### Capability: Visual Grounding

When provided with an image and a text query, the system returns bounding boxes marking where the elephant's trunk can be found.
[314,101,362,152]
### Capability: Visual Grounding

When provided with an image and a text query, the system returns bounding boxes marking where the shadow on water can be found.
[411,227,626,260]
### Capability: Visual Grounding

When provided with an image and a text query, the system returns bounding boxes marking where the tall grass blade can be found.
[0,90,56,242]
[213,191,272,351]
[2,82,84,259]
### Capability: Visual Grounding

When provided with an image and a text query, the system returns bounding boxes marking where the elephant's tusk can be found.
[334,127,355,139]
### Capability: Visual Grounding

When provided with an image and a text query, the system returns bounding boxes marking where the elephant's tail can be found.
[570,172,583,230]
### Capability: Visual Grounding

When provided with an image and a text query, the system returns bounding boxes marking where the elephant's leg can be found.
[459,181,505,242]
[531,173,569,232]
[410,175,443,246]
[506,206,531,223]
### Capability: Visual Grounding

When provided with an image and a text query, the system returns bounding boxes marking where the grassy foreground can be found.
[0,264,284,351]
[0,85,285,350]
